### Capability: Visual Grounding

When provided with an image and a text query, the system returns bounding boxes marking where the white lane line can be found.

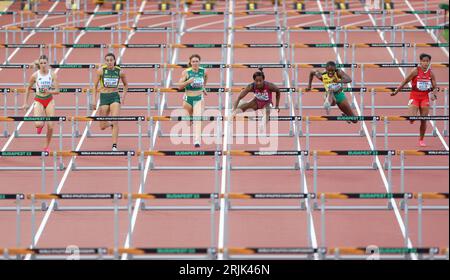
[277,6,320,258]
[120,1,186,260]
[217,0,234,261]
[316,0,418,260]
[404,0,449,57]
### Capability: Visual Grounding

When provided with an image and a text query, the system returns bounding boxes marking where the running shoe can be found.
[194,141,200,148]
[419,140,426,147]
[43,147,50,154]
[37,127,43,134]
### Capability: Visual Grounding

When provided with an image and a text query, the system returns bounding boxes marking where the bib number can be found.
[417,80,431,91]
[191,77,204,88]
[255,91,269,101]
[104,77,119,88]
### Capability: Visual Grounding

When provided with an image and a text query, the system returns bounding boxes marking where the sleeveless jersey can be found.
[321,71,339,92]
[253,81,272,102]
[101,65,121,88]
[185,67,205,91]
[411,66,433,98]
[35,70,53,95]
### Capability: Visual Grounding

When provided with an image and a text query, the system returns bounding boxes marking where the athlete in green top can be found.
[93,53,128,151]
[178,54,208,148]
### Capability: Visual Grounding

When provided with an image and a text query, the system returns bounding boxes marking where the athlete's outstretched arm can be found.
[21,73,37,110]
[337,69,352,84]
[120,71,128,104]
[232,84,252,111]
[203,70,208,96]
[268,82,281,111]
[305,70,322,91]
[177,70,194,91]
[430,71,439,100]
[92,68,102,110]
[49,72,59,95]
[392,68,418,96]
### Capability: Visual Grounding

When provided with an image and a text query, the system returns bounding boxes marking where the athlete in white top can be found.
[22,55,60,152]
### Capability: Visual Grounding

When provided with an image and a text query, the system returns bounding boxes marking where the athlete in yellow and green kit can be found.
[93,53,128,151]
[306,61,357,123]
[178,54,208,148]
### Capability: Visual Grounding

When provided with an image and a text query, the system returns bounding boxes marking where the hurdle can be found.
[360,63,449,88]
[123,192,217,259]
[318,192,413,253]
[229,114,298,138]
[0,64,30,88]
[382,117,450,153]
[294,64,359,108]
[0,26,59,47]
[398,150,449,210]
[311,150,396,209]
[156,87,226,112]
[302,116,378,155]
[228,86,296,113]
[225,149,304,171]
[222,192,317,259]
[71,116,144,160]
[290,43,450,65]
[150,115,223,143]
[136,151,221,208]
[227,64,293,111]
[56,146,138,171]
[414,193,449,251]
[363,88,448,121]
[222,247,326,260]
[116,247,216,260]
[0,194,24,250]
[327,247,448,260]
[0,43,45,64]
[26,193,123,256]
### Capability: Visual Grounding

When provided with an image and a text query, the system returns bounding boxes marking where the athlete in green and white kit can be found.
[178,54,208,148]
[93,53,128,151]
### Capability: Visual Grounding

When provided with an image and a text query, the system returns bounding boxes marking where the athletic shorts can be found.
[183,94,203,107]
[100,92,121,106]
[333,91,346,104]
[256,99,272,110]
[34,94,53,109]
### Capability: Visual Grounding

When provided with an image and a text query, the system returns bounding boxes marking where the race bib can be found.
[191,77,204,88]
[255,91,269,101]
[417,80,431,91]
[104,77,119,88]
[328,83,342,93]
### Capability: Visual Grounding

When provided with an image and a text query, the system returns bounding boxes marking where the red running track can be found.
[0,0,448,259]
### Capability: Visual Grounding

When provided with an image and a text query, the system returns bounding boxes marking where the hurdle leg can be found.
[305,117,310,169]
[400,151,405,194]
[320,193,326,247]
[298,90,303,136]
[403,193,409,258]
[3,91,8,137]
[31,194,36,249]
[210,194,216,259]
[16,194,22,250]
[41,153,46,207]
[387,152,393,209]
[313,151,318,209]
[53,152,58,192]
[418,193,423,249]
[444,88,448,136]
[138,119,142,170]
[113,194,119,259]
[383,117,389,169]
